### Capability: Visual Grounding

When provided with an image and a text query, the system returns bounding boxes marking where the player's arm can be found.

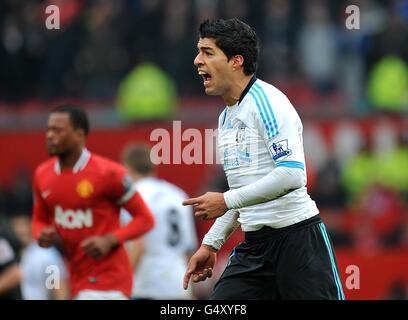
[119,208,146,268]
[224,166,305,209]
[202,210,240,251]
[32,171,56,248]
[183,166,304,219]
[126,237,145,269]
[112,191,154,244]
[111,166,155,243]
[183,210,239,289]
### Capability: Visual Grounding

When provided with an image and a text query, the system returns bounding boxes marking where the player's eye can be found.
[52,128,62,134]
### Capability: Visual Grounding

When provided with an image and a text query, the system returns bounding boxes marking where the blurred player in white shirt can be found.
[120,144,198,299]
[11,215,70,300]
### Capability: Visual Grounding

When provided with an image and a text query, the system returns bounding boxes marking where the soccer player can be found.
[183,19,345,300]
[120,144,198,299]
[32,105,155,300]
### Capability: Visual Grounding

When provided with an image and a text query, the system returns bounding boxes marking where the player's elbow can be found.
[288,167,306,190]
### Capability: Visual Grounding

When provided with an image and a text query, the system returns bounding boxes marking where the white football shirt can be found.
[218,78,319,231]
[121,177,198,299]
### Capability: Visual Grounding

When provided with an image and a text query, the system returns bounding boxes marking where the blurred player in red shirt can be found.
[32,104,155,299]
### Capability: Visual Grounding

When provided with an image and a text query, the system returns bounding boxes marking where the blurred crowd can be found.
[0,0,408,114]
[308,121,408,254]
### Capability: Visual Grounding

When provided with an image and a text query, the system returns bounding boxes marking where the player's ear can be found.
[75,128,86,140]
[231,55,244,70]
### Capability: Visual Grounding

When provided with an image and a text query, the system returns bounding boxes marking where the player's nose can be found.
[46,130,54,140]
[194,53,203,67]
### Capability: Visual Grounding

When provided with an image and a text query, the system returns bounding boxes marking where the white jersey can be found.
[121,177,198,299]
[20,243,68,300]
[218,78,319,231]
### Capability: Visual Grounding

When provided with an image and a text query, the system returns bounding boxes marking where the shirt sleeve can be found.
[32,170,52,240]
[106,162,155,243]
[252,87,306,170]
[202,210,240,251]
[224,166,305,209]
[112,191,155,243]
[106,161,137,205]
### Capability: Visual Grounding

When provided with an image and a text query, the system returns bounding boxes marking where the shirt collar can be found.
[54,148,91,175]
[238,75,257,105]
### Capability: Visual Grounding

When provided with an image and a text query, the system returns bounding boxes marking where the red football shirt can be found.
[32,149,152,297]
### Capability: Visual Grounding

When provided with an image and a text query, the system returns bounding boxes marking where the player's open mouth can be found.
[198,71,212,86]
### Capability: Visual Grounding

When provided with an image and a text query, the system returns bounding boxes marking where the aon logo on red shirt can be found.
[55,205,93,229]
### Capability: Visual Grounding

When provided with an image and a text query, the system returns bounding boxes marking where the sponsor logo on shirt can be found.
[55,205,93,229]
[41,190,51,199]
[76,180,93,198]
[271,140,292,161]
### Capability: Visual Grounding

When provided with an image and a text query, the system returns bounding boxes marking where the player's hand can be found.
[38,226,57,248]
[183,244,217,290]
[80,234,119,259]
[182,192,228,220]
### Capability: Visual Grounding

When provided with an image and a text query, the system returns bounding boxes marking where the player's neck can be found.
[222,74,253,106]
[58,147,84,169]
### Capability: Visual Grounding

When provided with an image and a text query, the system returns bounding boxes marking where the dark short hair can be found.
[51,104,90,136]
[122,143,155,175]
[199,18,259,75]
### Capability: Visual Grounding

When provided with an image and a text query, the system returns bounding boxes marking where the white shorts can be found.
[74,290,129,300]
